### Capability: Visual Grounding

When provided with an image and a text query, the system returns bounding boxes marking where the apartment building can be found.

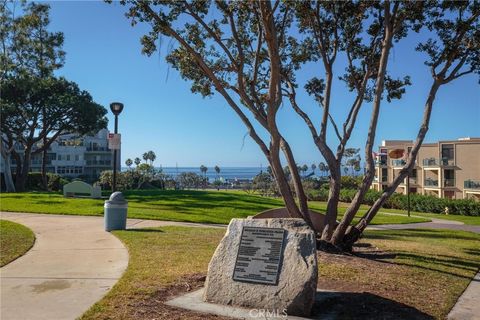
[3,129,120,183]
[371,138,480,200]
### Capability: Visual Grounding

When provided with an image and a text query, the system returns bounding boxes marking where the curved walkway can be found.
[0,212,129,320]
[1,211,478,320]
[369,211,480,233]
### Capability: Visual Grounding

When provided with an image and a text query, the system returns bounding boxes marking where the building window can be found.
[75,155,80,161]
[444,169,455,187]
[57,154,62,161]
[66,155,71,161]
[441,144,454,160]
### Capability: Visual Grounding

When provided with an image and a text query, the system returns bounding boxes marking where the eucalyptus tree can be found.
[116,1,480,250]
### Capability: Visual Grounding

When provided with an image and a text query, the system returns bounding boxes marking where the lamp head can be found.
[110,102,124,116]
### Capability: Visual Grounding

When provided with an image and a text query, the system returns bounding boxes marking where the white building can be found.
[2,129,120,183]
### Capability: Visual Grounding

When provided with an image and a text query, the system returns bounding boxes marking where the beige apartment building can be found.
[371,138,480,200]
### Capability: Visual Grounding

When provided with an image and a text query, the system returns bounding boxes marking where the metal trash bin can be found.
[104,192,128,231]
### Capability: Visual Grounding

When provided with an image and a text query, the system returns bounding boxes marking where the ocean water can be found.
[121,166,360,181]
[158,167,263,181]
[121,166,265,180]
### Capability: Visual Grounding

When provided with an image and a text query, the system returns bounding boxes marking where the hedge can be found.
[20,172,69,192]
[307,188,480,216]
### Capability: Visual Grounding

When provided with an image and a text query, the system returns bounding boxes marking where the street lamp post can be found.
[110,102,124,192]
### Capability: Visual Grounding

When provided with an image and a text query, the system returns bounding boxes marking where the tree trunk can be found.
[340,80,442,249]
[330,2,396,247]
[1,152,16,192]
[321,166,341,241]
[15,148,32,192]
[269,143,304,220]
[280,137,314,230]
[41,135,48,190]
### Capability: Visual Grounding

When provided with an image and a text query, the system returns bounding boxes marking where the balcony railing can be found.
[464,180,480,190]
[422,158,455,166]
[424,178,439,187]
[86,147,110,152]
[402,177,418,185]
[375,160,387,166]
[391,159,406,167]
[86,160,111,166]
[444,179,455,187]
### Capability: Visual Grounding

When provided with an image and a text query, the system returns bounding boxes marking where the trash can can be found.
[104,192,128,231]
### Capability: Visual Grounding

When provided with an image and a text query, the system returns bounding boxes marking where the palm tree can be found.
[214,165,220,178]
[125,158,133,170]
[142,152,149,163]
[134,157,141,167]
[148,151,156,165]
[319,162,326,177]
[311,163,317,175]
[301,164,308,177]
[200,165,208,188]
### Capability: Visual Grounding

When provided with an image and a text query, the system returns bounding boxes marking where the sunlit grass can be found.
[0,190,431,225]
[0,219,35,266]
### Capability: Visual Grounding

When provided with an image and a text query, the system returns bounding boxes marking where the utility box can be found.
[104,192,128,231]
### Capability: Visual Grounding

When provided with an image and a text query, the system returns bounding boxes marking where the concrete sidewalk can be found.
[0,212,129,320]
[448,271,480,320]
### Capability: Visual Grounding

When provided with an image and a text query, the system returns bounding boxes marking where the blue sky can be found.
[46,1,480,167]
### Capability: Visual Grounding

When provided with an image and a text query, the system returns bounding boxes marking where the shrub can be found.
[46,173,68,191]
[25,172,44,191]
[340,176,363,189]
[308,187,480,216]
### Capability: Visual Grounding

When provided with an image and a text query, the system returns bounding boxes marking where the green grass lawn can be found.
[0,219,35,267]
[80,226,480,320]
[0,189,431,225]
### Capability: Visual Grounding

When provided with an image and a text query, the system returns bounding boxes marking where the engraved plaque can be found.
[232,226,286,285]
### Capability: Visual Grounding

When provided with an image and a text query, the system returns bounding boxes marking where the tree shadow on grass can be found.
[312,291,434,320]
[125,228,165,233]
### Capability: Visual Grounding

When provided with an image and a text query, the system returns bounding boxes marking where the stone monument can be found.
[203,218,317,317]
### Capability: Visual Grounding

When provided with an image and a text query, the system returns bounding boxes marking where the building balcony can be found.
[391,159,406,167]
[422,158,455,167]
[51,160,86,166]
[424,178,439,187]
[464,180,480,190]
[444,179,455,187]
[375,160,387,166]
[86,147,110,152]
[86,160,111,166]
[400,177,418,185]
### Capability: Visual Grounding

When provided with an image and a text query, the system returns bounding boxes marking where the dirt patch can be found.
[117,244,446,319]
[316,242,434,319]
[126,274,231,320]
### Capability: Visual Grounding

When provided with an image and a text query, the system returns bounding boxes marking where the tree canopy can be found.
[0,2,108,191]
[115,0,479,249]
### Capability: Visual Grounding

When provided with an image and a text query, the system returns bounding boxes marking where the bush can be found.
[46,173,68,191]
[308,187,480,216]
[25,173,44,191]
[340,176,363,189]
